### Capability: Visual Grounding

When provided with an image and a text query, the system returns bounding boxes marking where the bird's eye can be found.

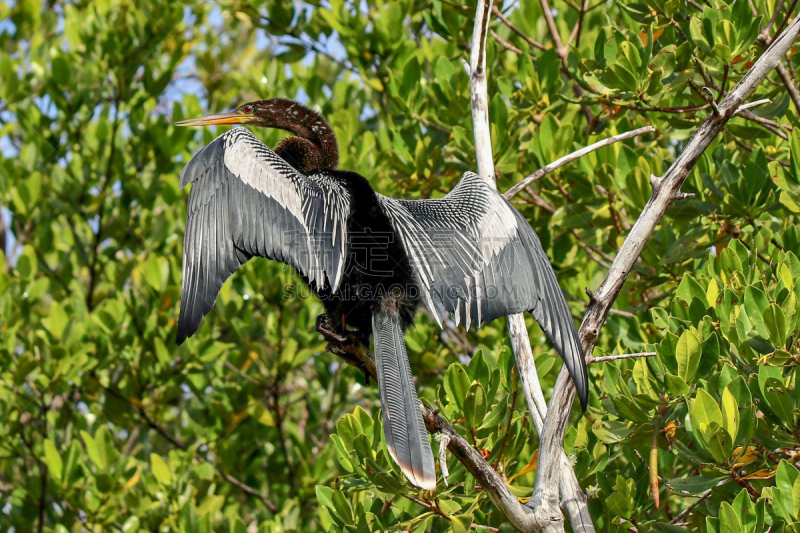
[243,106,252,113]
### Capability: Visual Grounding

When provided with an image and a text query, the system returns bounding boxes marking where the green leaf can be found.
[721,386,740,442]
[80,430,102,469]
[718,502,743,533]
[764,303,787,348]
[46,301,69,340]
[676,329,702,383]
[764,377,794,425]
[43,439,63,482]
[690,389,725,458]
[150,453,173,485]
[464,382,488,431]
[744,286,770,339]
[444,364,471,412]
[154,337,171,364]
[603,63,639,92]
[121,516,140,532]
[451,513,472,533]
[667,474,727,495]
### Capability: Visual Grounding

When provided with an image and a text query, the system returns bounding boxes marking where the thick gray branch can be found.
[531,13,800,517]
[468,2,594,532]
[469,0,495,188]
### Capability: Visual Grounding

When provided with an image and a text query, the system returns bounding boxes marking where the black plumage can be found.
[175,98,587,490]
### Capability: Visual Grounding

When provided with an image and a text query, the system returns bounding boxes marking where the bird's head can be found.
[175,99,291,128]
[176,98,339,173]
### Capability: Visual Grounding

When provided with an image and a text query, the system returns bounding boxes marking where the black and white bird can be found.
[175,98,587,490]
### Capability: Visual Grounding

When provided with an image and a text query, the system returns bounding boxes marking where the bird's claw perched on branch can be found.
[317,314,372,384]
[315,313,350,343]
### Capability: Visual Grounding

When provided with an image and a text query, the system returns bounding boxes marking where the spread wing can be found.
[176,128,350,343]
[378,171,587,407]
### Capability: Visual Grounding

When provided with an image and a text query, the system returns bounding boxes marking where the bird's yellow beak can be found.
[175,111,255,127]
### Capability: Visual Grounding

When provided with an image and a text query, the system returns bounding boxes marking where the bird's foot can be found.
[317,314,371,385]
[316,313,350,343]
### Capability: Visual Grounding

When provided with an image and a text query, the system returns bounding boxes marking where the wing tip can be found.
[576,378,589,411]
[175,327,189,346]
[570,347,589,412]
[567,345,589,412]
[175,314,196,346]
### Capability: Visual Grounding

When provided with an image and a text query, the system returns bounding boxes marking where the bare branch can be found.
[504,126,655,199]
[589,352,656,364]
[491,5,547,51]
[531,15,800,524]
[490,28,524,55]
[753,2,800,115]
[669,489,713,524]
[776,62,800,114]
[538,0,596,128]
[734,98,773,113]
[470,0,496,187]
[469,3,594,531]
[737,109,791,139]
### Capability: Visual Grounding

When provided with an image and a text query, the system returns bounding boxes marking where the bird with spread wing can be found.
[175,98,587,490]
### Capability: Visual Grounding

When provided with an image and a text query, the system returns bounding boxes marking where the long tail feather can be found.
[372,312,436,490]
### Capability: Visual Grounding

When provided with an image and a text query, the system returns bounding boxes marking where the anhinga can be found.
[175,98,587,490]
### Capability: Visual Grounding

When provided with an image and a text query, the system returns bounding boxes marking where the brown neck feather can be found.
[253,98,339,173]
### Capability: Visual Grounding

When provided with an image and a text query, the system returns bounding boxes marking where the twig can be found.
[504,126,655,199]
[472,525,500,532]
[589,352,656,364]
[411,112,453,134]
[609,308,636,318]
[734,98,773,113]
[650,412,661,509]
[614,102,711,114]
[532,15,800,527]
[567,0,592,47]
[765,0,786,37]
[217,468,278,511]
[776,63,800,114]
[737,109,790,139]
[669,489,712,524]
[754,2,800,115]
[773,0,799,39]
[491,5,547,50]
[538,0,596,128]
[490,28,524,55]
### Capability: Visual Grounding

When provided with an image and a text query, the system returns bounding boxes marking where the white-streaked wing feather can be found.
[177,128,349,343]
[378,171,588,407]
